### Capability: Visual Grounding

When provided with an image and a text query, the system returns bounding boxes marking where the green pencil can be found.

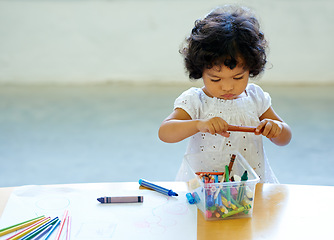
[224,165,231,203]
[221,204,251,218]
[0,216,45,237]
[237,170,248,203]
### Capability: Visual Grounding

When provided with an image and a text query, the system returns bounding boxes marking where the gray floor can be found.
[0,84,333,187]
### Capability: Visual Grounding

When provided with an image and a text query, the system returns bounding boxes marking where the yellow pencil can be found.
[0,216,44,237]
[6,217,50,240]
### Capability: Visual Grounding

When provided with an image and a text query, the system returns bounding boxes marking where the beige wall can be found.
[0,0,333,85]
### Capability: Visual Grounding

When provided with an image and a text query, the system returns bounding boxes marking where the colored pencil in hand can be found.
[227,125,256,133]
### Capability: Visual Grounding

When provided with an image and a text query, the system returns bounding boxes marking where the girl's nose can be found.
[221,80,233,91]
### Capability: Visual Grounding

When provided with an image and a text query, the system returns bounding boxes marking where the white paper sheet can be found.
[0,184,197,240]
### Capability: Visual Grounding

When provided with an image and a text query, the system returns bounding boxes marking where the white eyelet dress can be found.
[174,83,278,183]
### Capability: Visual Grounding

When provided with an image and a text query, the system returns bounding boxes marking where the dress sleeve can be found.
[250,84,272,117]
[174,88,200,119]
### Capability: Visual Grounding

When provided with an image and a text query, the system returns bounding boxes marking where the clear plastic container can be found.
[183,152,260,220]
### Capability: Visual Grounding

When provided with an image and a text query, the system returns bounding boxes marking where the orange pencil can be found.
[227,125,256,133]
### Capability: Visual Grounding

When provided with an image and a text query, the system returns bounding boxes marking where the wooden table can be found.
[1,183,334,239]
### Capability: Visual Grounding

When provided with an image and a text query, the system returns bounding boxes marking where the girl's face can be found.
[202,63,250,100]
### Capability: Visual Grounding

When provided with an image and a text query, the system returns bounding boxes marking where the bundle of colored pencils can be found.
[0,210,71,240]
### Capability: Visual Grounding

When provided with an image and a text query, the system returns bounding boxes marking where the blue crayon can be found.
[214,173,218,183]
[218,192,223,206]
[139,179,178,197]
[206,193,214,207]
[97,196,143,203]
[186,193,196,204]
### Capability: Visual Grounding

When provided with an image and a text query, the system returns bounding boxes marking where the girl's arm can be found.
[256,106,292,146]
[158,108,229,143]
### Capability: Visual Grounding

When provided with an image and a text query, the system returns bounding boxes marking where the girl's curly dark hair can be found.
[180,5,268,79]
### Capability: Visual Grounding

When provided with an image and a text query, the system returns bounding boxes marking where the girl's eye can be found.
[233,76,244,80]
[211,79,221,82]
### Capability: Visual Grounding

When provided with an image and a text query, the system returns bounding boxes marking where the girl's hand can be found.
[255,119,283,139]
[196,117,230,137]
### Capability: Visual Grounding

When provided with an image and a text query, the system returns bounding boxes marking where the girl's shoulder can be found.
[246,83,272,114]
[246,83,270,99]
[246,83,264,93]
[175,87,205,107]
[177,87,205,101]
[180,87,203,96]
[174,87,205,119]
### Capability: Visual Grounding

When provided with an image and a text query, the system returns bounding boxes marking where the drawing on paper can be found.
[75,222,117,239]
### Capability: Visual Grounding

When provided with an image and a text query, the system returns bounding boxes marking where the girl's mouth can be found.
[221,94,235,99]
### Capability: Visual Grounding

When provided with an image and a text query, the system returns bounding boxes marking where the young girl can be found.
[158,5,292,183]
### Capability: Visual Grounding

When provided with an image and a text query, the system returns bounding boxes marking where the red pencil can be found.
[55,210,68,240]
